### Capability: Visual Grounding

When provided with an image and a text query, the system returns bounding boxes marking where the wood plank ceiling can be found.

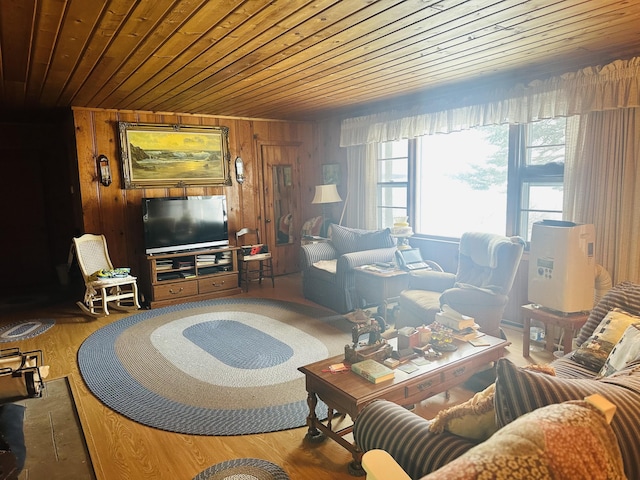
[1,0,639,120]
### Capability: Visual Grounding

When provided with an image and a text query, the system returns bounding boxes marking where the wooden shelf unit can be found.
[144,246,241,308]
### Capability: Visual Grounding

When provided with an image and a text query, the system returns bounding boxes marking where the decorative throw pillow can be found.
[423,400,625,480]
[301,216,324,237]
[330,225,394,255]
[428,364,556,442]
[428,363,557,442]
[330,224,360,255]
[571,308,640,372]
[494,357,640,479]
[359,228,394,251]
[599,323,640,377]
[576,281,640,347]
[429,384,497,441]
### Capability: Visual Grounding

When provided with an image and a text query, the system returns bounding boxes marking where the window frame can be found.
[374,120,566,243]
[375,140,410,228]
[510,122,566,242]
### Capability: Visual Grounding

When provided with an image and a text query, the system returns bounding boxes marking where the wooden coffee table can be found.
[298,335,509,475]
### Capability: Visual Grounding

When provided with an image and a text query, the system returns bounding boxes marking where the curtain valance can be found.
[340,56,640,147]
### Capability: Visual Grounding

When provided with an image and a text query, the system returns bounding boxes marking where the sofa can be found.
[353,281,640,479]
[397,232,525,338]
[300,224,397,313]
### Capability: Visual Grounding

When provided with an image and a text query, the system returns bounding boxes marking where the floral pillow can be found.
[423,400,625,480]
[493,357,640,479]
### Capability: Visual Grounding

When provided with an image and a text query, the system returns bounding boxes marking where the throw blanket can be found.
[458,233,505,268]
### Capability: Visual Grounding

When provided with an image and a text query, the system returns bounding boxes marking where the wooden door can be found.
[259,143,301,275]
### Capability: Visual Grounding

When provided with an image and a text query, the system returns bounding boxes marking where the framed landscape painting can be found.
[118,122,232,189]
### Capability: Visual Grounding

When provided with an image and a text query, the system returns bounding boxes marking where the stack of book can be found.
[350,359,395,384]
[196,255,217,267]
[156,260,173,271]
[435,306,484,341]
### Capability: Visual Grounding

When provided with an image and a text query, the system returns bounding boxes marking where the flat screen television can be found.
[142,196,229,254]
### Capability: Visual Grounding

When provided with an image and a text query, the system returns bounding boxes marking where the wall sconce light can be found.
[97,154,112,187]
[235,156,245,184]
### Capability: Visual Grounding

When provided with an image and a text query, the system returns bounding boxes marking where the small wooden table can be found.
[521,303,590,357]
[353,266,409,324]
[298,335,509,475]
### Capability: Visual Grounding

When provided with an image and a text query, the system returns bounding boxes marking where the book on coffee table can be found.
[351,359,395,384]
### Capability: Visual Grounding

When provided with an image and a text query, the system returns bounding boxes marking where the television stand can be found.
[143,246,242,308]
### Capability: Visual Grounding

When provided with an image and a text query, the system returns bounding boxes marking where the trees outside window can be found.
[375,118,567,241]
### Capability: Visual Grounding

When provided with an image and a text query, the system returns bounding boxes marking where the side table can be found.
[354,266,409,325]
[301,235,329,245]
[521,303,590,357]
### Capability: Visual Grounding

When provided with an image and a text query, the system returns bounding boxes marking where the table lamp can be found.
[312,184,342,237]
[392,216,413,249]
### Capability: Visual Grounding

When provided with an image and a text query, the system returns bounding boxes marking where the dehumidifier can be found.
[528,220,595,313]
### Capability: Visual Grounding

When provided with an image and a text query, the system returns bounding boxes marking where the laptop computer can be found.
[395,248,430,271]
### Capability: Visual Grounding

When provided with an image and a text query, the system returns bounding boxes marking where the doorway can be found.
[259,143,301,275]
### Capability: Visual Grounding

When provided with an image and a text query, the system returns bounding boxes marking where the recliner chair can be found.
[396,232,525,338]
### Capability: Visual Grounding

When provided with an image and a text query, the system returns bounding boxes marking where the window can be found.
[415,125,509,238]
[374,119,567,241]
[516,118,566,241]
[376,140,409,228]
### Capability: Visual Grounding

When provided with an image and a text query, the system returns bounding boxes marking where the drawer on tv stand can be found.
[198,273,238,294]
[153,280,198,301]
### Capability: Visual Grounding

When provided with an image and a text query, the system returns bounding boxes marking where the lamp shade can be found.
[311,184,342,204]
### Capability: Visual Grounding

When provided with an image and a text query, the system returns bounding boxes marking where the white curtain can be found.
[564,108,640,285]
[340,57,640,147]
[338,56,640,284]
[342,144,377,229]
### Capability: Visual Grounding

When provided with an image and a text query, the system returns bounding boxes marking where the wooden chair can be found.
[72,234,141,317]
[235,228,275,292]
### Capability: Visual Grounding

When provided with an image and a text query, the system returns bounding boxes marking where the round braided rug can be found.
[78,298,349,435]
[0,319,55,343]
[193,458,289,480]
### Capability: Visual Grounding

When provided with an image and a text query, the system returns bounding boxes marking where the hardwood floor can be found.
[1,274,552,480]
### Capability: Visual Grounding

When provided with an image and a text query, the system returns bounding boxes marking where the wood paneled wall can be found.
[72,108,318,288]
[314,119,348,225]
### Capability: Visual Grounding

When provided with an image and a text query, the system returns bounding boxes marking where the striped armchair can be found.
[300,224,397,313]
[354,281,640,479]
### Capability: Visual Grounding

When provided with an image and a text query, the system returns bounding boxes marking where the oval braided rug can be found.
[0,319,55,343]
[193,458,289,480]
[78,298,349,435]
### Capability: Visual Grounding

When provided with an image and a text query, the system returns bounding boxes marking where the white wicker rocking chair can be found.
[72,234,141,317]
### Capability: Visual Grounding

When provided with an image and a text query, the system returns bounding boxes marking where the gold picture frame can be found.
[118,122,232,189]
